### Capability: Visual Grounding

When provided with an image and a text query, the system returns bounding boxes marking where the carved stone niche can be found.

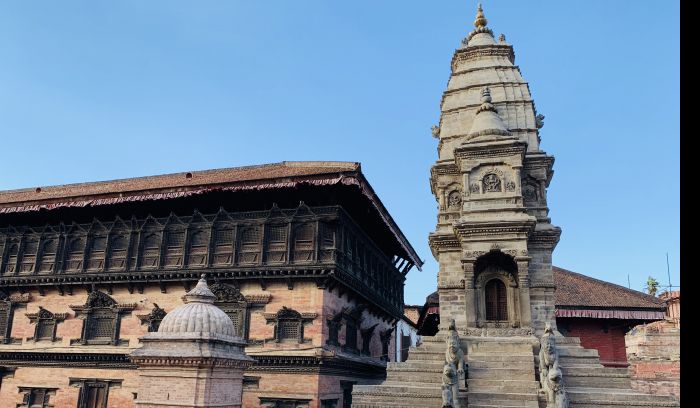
[472,252,521,329]
[136,304,167,333]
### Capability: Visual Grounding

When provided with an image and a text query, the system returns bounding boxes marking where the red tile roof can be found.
[0,161,422,268]
[0,161,359,206]
[553,266,664,310]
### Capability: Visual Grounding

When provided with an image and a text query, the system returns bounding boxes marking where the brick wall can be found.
[625,320,680,400]
[557,317,629,366]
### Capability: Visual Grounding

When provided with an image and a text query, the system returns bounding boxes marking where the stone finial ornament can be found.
[539,323,569,408]
[443,319,465,408]
[536,113,545,129]
[499,33,506,43]
[432,125,441,138]
[474,3,488,28]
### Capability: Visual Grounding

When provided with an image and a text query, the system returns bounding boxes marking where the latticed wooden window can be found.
[212,226,234,265]
[188,230,209,267]
[0,301,11,342]
[485,279,508,321]
[293,223,314,262]
[87,236,107,270]
[73,380,112,408]
[19,238,39,273]
[278,319,300,341]
[238,227,261,264]
[166,229,185,248]
[321,224,336,248]
[86,311,117,342]
[107,233,128,271]
[18,387,57,408]
[266,225,287,263]
[36,320,55,340]
[141,233,161,268]
[66,237,85,271]
[38,238,58,273]
[4,241,20,274]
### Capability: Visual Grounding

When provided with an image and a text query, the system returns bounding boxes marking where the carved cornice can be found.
[0,352,136,369]
[451,45,515,70]
[453,220,536,241]
[454,143,527,161]
[130,356,253,369]
[464,327,534,337]
[527,227,562,250]
[247,355,386,377]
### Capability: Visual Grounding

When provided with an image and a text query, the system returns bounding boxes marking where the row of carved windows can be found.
[0,221,335,275]
[0,287,319,346]
[17,379,122,408]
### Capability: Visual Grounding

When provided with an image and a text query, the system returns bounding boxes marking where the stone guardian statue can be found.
[539,322,569,408]
[443,319,465,408]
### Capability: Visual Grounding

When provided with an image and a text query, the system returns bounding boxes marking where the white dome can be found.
[157,276,235,337]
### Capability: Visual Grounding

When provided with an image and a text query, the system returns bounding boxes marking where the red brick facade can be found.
[556,318,632,367]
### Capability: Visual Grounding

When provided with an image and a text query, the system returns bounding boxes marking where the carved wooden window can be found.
[343,318,358,353]
[86,236,107,271]
[106,233,128,271]
[71,291,134,346]
[140,233,161,269]
[326,312,342,347]
[4,240,20,274]
[485,279,508,321]
[38,238,58,273]
[27,307,66,342]
[137,304,167,333]
[361,324,377,356]
[321,399,339,408]
[163,228,185,268]
[319,223,336,262]
[0,299,12,344]
[265,224,287,264]
[19,237,39,274]
[212,225,234,265]
[210,282,249,338]
[292,223,314,262]
[265,307,316,344]
[66,236,86,272]
[70,379,122,408]
[379,328,392,362]
[187,229,209,267]
[238,226,261,265]
[259,398,311,408]
[17,387,57,408]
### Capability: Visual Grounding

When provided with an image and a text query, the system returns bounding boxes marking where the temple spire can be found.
[465,87,512,141]
[474,3,488,29]
[464,3,495,47]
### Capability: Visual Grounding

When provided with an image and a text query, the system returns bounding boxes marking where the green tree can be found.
[645,276,659,296]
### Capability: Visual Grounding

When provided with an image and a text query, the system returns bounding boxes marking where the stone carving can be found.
[432,125,440,138]
[443,319,465,408]
[482,173,501,192]
[469,183,480,194]
[539,323,569,408]
[448,191,462,209]
[505,180,516,192]
[209,281,246,303]
[464,327,533,337]
[523,184,538,201]
[499,33,506,43]
[536,113,545,129]
[441,363,457,408]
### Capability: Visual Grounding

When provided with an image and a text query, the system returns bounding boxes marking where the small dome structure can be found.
[157,275,235,337]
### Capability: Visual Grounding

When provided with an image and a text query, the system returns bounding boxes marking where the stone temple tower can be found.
[353,6,680,407]
[428,3,560,336]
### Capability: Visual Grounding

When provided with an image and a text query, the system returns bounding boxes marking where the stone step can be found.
[564,375,631,389]
[567,387,679,404]
[559,365,626,376]
[469,342,534,354]
[467,378,539,393]
[468,360,535,369]
[469,367,535,380]
[468,353,535,363]
[387,360,444,371]
[468,392,540,408]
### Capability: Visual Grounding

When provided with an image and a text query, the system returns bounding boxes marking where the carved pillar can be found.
[463,260,477,328]
[516,258,533,328]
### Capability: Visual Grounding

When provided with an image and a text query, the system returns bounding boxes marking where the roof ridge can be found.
[0,161,360,195]
[553,266,663,304]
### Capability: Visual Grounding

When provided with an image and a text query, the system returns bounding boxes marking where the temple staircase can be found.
[353,334,679,408]
[553,336,679,408]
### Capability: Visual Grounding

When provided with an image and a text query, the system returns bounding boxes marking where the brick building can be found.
[415,266,667,367]
[0,161,422,408]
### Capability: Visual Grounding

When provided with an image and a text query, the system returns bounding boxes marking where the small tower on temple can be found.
[130,275,253,408]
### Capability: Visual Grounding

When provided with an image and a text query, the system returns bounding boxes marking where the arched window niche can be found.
[474,251,521,328]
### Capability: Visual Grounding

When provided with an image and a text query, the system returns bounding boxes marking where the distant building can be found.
[394,307,421,363]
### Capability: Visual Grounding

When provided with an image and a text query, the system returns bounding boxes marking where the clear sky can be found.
[0,1,679,305]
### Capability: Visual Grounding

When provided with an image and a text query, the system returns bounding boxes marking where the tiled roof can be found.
[420,266,665,310]
[0,161,359,206]
[553,266,665,310]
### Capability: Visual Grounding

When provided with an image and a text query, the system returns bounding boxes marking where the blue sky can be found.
[0,1,679,305]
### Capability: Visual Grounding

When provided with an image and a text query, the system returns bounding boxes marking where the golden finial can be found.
[474,3,488,29]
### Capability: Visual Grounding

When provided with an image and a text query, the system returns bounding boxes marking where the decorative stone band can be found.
[555,308,665,320]
[0,351,136,368]
[452,45,514,68]
[129,356,253,369]
[454,144,527,160]
[437,282,465,290]
[464,327,534,337]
